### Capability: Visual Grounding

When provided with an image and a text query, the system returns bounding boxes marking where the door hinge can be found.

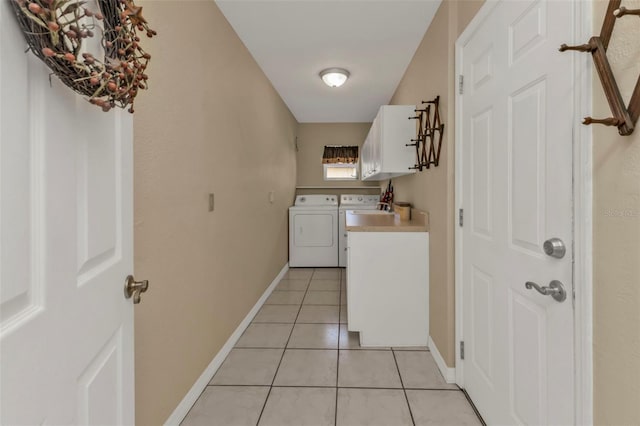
[459,208,464,227]
[458,75,464,95]
[460,341,465,360]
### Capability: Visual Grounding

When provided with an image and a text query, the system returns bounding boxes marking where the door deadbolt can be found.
[543,238,566,259]
[124,275,149,304]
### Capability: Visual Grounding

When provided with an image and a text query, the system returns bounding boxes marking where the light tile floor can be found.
[181,268,484,426]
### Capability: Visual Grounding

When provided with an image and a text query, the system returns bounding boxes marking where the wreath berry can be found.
[10,0,156,113]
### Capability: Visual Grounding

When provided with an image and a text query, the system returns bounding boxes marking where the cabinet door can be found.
[345,233,357,330]
[361,131,372,179]
[372,113,382,174]
[361,138,368,178]
[347,231,429,346]
[380,105,415,173]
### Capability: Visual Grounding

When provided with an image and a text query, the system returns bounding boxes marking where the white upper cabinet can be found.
[361,105,416,181]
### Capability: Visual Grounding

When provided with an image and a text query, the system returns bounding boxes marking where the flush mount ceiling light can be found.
[319,68,350,88]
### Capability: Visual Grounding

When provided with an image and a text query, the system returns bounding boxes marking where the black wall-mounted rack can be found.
[407,95,445,171]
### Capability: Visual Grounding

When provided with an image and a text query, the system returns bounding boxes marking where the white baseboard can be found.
[428,336,456,384]
[164,263,289,426]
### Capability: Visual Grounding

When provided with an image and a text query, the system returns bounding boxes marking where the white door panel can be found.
[459,0,574,425]
[0,1,134,423]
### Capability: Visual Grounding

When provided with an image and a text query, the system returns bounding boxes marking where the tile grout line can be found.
[233,346,350,351]
[270,290,340,294]
[207,383,462,391]
[254,272,313,426]
[254,322,340,325]
[233,346,426,352]
[264,303,340,306]
[391,348,416,426]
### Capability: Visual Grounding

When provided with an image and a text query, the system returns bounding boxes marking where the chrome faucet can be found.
[376,202,391,211]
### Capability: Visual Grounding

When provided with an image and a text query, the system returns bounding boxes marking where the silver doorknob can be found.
[525,280,567,302]
[543,238,566,259]
[124,275,149,304]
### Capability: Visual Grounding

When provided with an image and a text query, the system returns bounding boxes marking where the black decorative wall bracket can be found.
[560,0,640,136]
[407,95,444,171]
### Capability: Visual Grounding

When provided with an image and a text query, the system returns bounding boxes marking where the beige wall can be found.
[388,0,484,367]
[592,1,640,425]
[133,1,298,424]
[296,123,380,194]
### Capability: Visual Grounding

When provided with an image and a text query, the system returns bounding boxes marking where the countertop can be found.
[346,209,429,232]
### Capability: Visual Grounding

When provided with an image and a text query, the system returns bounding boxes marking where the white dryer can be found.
[289,195,339,267]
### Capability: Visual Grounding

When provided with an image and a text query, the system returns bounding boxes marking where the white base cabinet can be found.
[346,231,429,347]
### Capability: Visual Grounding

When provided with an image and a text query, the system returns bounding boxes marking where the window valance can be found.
[322,145,359,164]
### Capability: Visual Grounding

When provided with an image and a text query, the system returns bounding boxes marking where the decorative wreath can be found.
[10,0,156,113]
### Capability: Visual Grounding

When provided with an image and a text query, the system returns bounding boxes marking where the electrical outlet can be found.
[208,193,214,212]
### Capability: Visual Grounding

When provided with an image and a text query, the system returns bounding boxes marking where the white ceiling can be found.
[215,0,441,123]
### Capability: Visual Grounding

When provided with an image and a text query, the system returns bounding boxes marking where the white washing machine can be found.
[338,194,380,267]
[289,195,339,267]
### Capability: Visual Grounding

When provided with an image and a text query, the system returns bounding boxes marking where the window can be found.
[322,145,359,181]
[324,163,359,180]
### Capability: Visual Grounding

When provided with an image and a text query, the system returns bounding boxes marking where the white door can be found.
[458,0,574,424]
[0,2,135,424]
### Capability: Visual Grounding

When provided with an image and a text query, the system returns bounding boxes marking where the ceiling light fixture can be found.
[319,68,350,88]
